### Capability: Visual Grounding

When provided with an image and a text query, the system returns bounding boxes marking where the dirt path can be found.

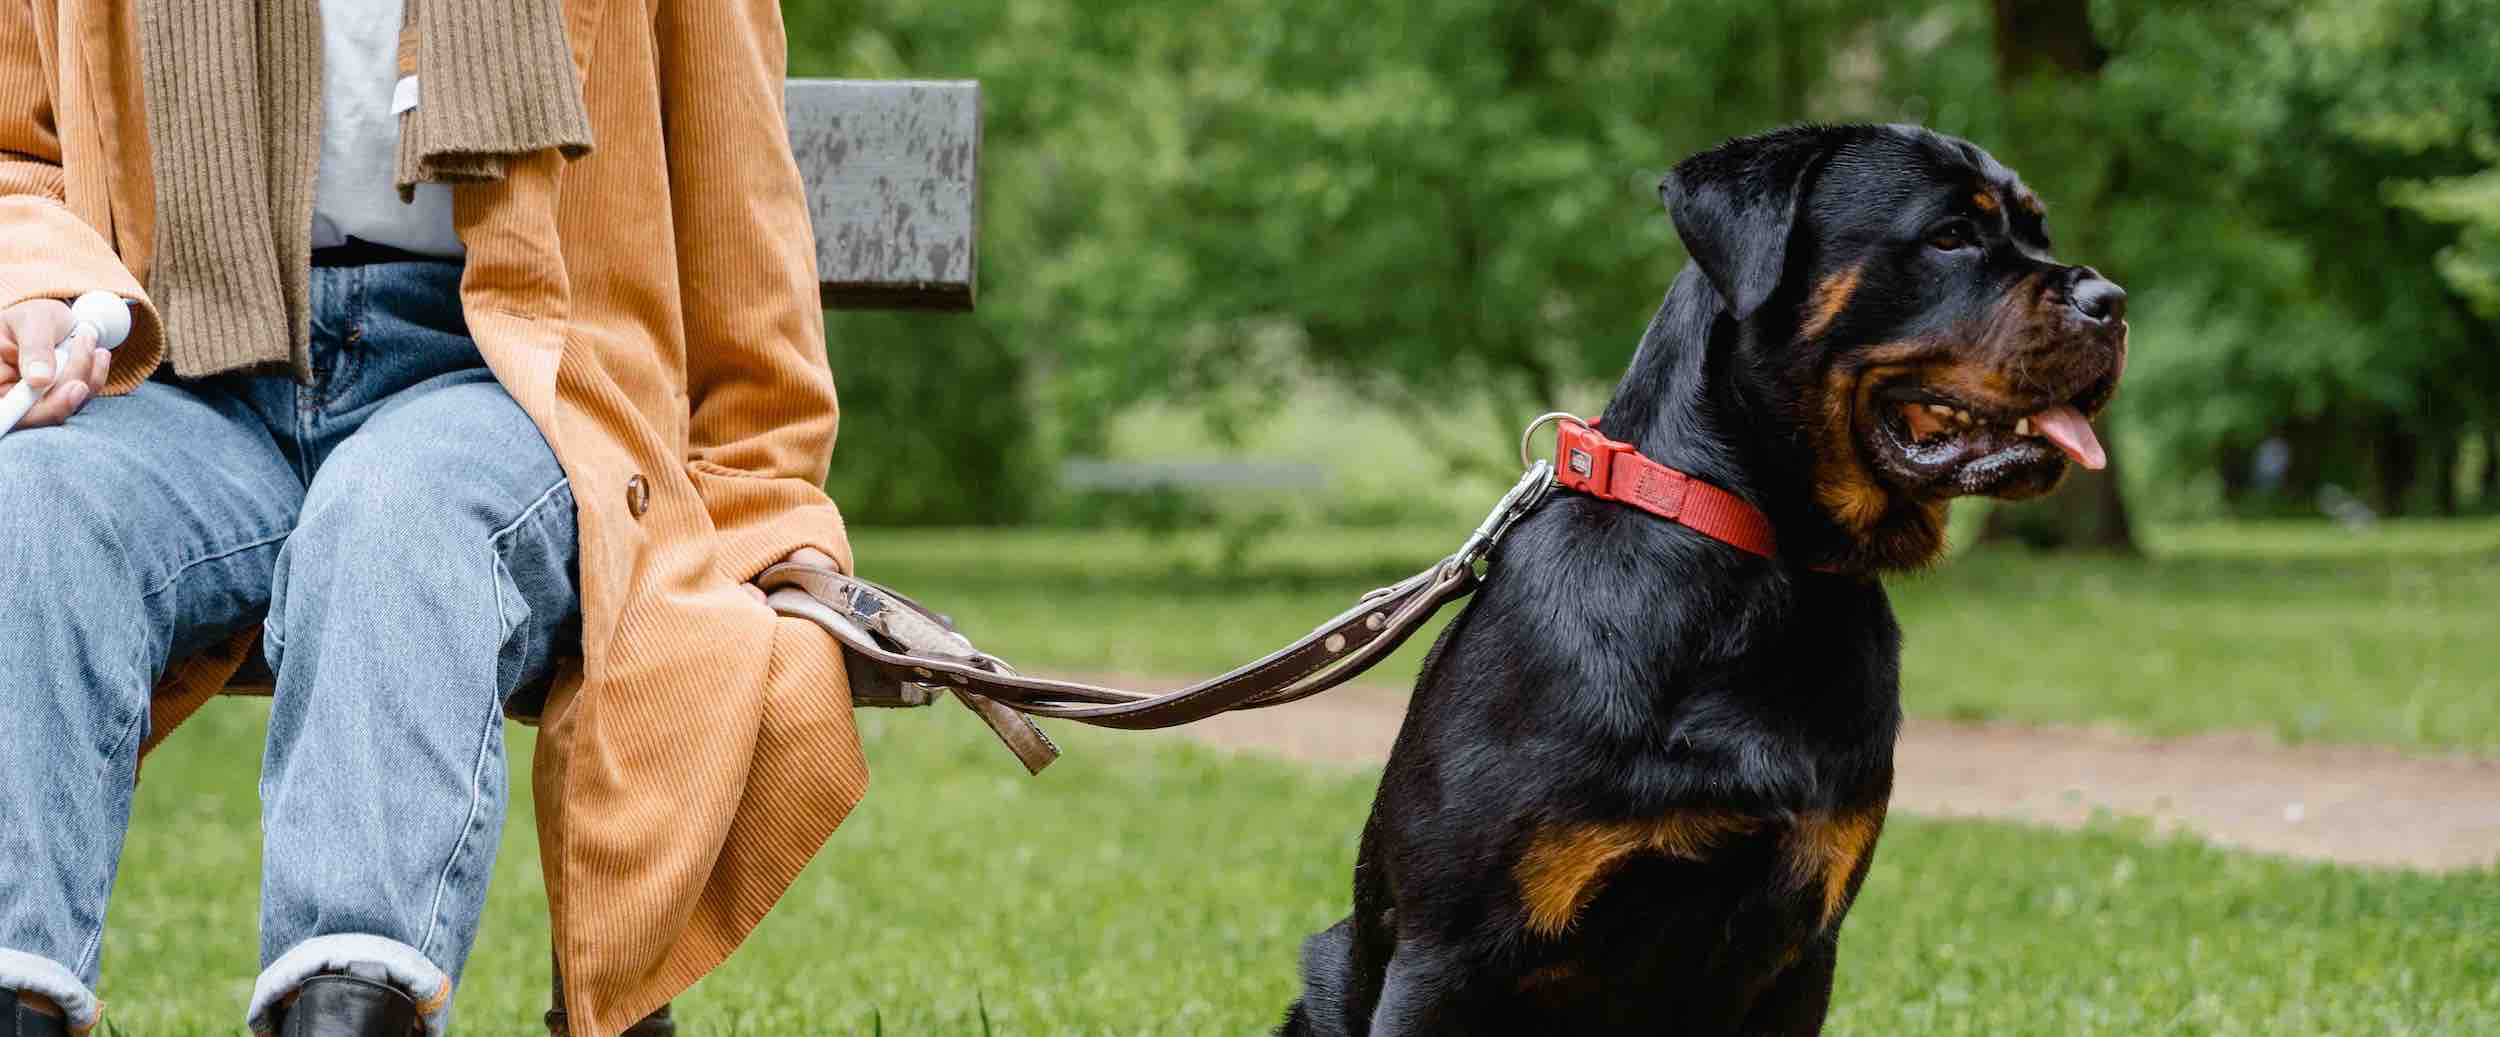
[1119,678,2500,872]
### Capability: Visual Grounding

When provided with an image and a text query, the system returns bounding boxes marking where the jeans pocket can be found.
[489,481,579,709]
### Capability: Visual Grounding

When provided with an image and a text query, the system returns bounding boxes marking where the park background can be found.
[119,0,2497,1033]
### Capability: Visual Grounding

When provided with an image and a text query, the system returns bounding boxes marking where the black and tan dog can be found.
[1279,124,2127,1035]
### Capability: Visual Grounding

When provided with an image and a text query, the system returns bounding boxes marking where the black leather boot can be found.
[1,994,69,1037]
[274,974,423,1037]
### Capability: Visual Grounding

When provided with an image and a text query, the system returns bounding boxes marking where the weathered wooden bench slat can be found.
[790,78,981,311]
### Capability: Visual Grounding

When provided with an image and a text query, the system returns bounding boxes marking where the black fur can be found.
[1279,124,2125,1035]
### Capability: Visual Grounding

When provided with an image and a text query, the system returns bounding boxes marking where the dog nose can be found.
[2068,268,2127,323]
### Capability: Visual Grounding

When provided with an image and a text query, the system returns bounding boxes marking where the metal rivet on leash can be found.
[1325,634,1346,653]
[1366,613,1385,631]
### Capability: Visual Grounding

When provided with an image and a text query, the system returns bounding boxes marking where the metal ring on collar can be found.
[1519,411,1590,470]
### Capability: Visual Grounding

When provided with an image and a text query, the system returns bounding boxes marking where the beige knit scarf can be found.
[137,0,593,379]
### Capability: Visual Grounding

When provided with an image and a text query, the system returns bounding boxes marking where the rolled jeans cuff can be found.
[247,933,453,1036]
[0,948,101,1035]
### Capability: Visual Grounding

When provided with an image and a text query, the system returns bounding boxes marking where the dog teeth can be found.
[1927,404,1953,417]
[1955,409,1974,426]
[2015,417,2033,436]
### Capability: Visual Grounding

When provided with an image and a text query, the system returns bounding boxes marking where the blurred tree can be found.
[2079,0,2500,516]
[784,0,2500,527]
[784,0,1975,520]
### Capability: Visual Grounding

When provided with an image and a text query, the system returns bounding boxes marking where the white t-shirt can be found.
[309,0,463,257]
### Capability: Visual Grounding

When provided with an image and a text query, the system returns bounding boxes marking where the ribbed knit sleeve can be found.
[0,4,164,393]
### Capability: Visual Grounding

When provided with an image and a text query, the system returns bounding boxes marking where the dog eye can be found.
[1927,221,1979,253]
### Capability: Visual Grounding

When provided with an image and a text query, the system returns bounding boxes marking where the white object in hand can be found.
[0,290,134,440]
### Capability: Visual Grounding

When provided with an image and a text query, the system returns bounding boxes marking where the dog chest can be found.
[1510,803,1888,940]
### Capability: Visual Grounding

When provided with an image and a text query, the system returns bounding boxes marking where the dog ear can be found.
[1661,128,1837,323]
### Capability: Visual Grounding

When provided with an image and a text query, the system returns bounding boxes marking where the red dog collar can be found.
[1552,419,1781,560]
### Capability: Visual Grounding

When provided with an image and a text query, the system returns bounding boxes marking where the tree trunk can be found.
[2216,441,2252,505]
[2470,429,2490,512]
[2281,416,2332,506]
[1991,0,2108,84]
[2371,420,2417,518]
[1977,0,2137,553]
[1978,447,2137,553]
[2429,434,2460,516]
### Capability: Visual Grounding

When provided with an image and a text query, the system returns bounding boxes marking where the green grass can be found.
[850,516,2500,751]
[108,704,2500,1034]
[90,517,2500,1030]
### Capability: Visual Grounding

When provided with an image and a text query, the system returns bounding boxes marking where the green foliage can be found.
[823,311,1043,525]
[787,0,2500,524]
[784,0,2001,519]
[2066,0,2500,503]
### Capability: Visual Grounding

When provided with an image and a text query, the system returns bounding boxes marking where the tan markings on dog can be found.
[1515,811,1759,937]
[2016,191,2045,216]
[1809,352,1923,540]
[1916,361,2019,405]
[1799,265,1862,341]
[1971,190,1999,213]
[1785,805,1887,929]
[1807,341,1967,570]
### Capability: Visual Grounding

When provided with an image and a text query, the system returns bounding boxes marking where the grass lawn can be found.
[109,704,2500,1035]
[849,516,2500,752]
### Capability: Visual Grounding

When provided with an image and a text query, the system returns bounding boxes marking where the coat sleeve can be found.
[656,0,849,576]
[0,1,161,392]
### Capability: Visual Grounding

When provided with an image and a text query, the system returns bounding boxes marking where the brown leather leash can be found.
[756,457,1557,774]
[756,412,1800,774]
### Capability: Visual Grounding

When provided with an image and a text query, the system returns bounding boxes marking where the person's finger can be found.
[54,327,95,395]
[88,347,113,394]
[18,329,94,429]
[14,328,55,393]
[17,376,89,429]
[4,300,73,392]
[745,584,771,608]
[19,327,98,428]
[787,547,837,568]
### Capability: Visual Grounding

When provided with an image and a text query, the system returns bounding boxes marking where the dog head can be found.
[1664,124,2128,570]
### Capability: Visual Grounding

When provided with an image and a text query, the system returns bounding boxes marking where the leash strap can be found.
[1549,418,1780,558]
[758,462,1555,773]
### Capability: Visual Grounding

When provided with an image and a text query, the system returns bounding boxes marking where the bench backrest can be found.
[793,78,980,310]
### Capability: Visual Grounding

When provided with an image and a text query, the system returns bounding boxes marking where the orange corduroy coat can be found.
[0,3,867,1033]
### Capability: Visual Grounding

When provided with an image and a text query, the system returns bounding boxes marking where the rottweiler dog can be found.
[1279,124,2127,1035]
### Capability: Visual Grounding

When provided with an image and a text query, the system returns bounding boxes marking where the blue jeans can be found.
[0,261,578,1035]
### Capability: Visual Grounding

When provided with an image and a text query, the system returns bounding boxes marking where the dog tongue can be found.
[2030,404,2106,469]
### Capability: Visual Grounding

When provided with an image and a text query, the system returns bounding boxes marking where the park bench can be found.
[218,77,981,1037]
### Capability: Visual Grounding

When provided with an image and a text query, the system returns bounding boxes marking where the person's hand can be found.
[0,297,111,429]
[745,547,840,608]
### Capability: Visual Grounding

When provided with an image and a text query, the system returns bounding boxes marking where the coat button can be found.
[625,475,650,518]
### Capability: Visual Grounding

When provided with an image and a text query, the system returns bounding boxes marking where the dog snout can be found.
[2062,266,2127,324]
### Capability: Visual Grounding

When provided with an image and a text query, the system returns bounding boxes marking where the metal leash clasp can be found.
[1454,416,1575,570]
